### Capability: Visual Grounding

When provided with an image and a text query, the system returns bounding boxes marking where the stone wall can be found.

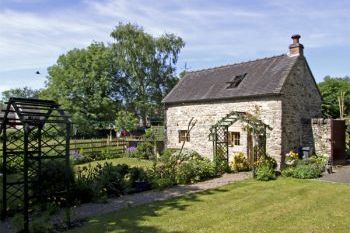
[281,56,323,158]
[165,97,283,163]
[311,118,331,157]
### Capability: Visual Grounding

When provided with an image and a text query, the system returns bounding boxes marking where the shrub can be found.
[135,141,154,159]
[151,176,175,190]
[255,155,277,170]
[150,149,217,187]
[73,162,151,203]
[282,163,323,179]
[32,160,74,204]
[214,148,230,174]
[230,153,251,172]
[175,158,216,184]
[97,163,130,197]
[254,155,277,181]
[256,164,276,181]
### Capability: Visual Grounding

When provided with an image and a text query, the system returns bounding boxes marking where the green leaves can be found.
[115,110,139,132]
[110,23,184,125]
[43,23,184,135]
[318,76,350,118]
[1,87,40,103]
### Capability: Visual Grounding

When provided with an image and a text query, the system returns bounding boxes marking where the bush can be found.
[256,164,276,181]
[71,147,123,165]
[32,160,74,204]
[254,155,277,181]
[73,162,151,203]
[176,158,216,184]
[281,155,327,179]
[230,153,251,172]
[282,163,323,179]
[255,155,277,170]
[214,148,230,174]
[150,149,217,187]
[135,141,154,159]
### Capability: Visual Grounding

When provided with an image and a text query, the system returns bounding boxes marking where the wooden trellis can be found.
[0,98,71,232]
[209,111,272,167]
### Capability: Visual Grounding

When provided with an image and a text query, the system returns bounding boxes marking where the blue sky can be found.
[0,0,350,94]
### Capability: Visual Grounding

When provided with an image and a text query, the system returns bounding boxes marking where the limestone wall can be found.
[311,118,331,157]
[165,97,283,163]
[281,56,323,157]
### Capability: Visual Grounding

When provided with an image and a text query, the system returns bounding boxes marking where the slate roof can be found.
[163,54,299,104]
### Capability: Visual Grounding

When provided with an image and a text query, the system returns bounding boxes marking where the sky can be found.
[0,0,350,94]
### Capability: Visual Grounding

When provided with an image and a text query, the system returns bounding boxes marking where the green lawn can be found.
[74,157,154,170]
[67,178,350,233]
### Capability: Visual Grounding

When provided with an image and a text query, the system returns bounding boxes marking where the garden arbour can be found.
[209,111,272,167]
[0,97,71,232]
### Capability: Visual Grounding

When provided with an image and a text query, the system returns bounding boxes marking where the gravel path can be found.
[319,164,350,184]
[0,172,251,233]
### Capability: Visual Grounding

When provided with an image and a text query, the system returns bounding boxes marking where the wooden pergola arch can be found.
[0,98,71,232]
[209,111,272,166]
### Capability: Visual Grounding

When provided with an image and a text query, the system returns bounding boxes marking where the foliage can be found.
[11,214,24,233]
[42,42,117,136]
[43,23,184,136]
[230,153,251,172]
[254,155,277,181]
[73,162,150,203]
[110,23,184,126]
[175,158,216,184]
[115,110,139,132]
[281,164,323,179]
[31,160,74,203]
[150,149,217,188]
[30,213,52,233]
[285,150,300,163]
[254,155,277,170]
[135,141,155,159]
[214,147,230,174]
[255,164,276,181]
[318,76,350,118]
[1,86,40,103]
[281,155,327,179]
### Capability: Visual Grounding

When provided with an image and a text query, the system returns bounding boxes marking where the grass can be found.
[67,178,350,233]
[74,157,154,170]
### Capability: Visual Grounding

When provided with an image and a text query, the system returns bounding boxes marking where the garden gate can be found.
[209,111,271,167]
[0,98,71,232]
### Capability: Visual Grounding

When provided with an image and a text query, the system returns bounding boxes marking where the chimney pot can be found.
[289,34,304,57]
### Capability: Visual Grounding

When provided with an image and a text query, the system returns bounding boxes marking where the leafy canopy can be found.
[110,23,184,126]
[114,110,139,132]
[42,23,184,136]
[1,87,40,103]
[318,76,350,118]
[41,42,118,136]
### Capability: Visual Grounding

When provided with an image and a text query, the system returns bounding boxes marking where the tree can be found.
[1,87,39,103]
[42,42,120,136]
[43,23,184,136]
[114,110,139,132]
[110,23,184,126]
[318,76,350,118]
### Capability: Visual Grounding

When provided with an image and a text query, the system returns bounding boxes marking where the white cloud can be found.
[0,0,349,88]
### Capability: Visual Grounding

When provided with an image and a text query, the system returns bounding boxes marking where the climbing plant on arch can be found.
[209,111,272,169]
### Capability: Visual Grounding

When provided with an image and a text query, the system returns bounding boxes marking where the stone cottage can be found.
[162,35,323,166]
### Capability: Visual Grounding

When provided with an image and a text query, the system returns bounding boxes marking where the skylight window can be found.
[226,73,247,89]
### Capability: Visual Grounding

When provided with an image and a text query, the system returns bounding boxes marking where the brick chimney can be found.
[288,34,304,57]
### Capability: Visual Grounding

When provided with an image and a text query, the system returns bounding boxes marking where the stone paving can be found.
[319,164,350,184]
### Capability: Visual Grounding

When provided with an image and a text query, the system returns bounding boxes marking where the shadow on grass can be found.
[69,183,240,233]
